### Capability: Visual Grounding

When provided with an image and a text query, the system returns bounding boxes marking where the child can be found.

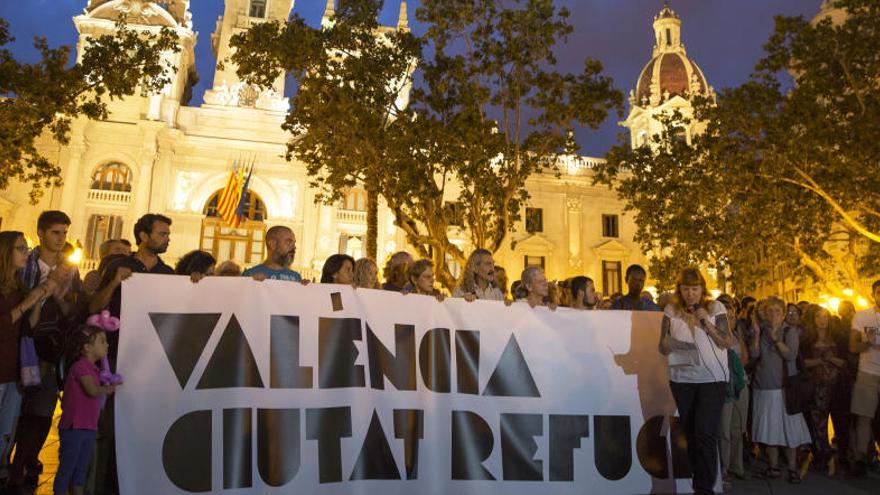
[53,325,118,495]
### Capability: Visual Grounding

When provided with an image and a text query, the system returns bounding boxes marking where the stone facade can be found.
[0,0,666,294]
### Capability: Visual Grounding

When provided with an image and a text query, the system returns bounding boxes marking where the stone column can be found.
[567,196,582,274]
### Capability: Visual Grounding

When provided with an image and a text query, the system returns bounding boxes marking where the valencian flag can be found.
[217,157,255,228]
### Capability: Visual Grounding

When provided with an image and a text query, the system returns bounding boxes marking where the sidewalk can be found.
[728,472,879,495]
[25,404,880,494]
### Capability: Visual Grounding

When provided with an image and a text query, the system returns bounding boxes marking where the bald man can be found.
[242,225,302,282]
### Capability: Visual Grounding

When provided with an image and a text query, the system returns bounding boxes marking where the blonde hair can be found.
[382,251,412,288]
[353,258,379,289]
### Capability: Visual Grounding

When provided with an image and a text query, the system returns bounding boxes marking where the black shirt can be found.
[102,253,173,370]
[106,254,174,318]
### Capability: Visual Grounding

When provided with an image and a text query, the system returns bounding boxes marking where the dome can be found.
[630,1,713,107]
[635,52,709,105]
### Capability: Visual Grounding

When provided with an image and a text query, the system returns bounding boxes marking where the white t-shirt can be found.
[665,300,730,384]
[852,307,880,376]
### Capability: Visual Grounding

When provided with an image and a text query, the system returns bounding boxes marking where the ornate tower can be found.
[74,1,198,123]
[621,2,715,149]
[203,0,294,112]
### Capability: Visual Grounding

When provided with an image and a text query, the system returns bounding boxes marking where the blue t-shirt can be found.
[242,264,302,282]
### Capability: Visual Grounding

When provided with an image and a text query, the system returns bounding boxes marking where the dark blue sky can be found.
[1,0,820,156]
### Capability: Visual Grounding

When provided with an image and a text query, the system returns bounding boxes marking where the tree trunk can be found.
[365,184,379,261]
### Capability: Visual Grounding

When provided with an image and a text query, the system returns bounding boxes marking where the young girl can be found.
[53,325,118,495]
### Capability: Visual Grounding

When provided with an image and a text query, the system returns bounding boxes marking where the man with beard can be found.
[87,214,173,495]
[89,213,174,323]
[243,225,303,282]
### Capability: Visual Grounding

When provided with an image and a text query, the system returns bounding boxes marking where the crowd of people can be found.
[0,211,879,495]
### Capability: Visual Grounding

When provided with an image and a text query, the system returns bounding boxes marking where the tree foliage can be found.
[230,0,622,289]
[0,18,180,202]
[389,0,622,289]
[228,0,420,260]
[594,0,880,296]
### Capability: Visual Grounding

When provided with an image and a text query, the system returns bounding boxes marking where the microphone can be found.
[692,304,708,327]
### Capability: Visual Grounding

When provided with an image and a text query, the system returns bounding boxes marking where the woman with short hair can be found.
[749,296,811,483]
[403,259,444,301]
[658,268,734,495]
[517,267,549,308]
[321,254,356,285]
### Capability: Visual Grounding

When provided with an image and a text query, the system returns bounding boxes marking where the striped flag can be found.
[232,160,255,227]
[217,160,246,228]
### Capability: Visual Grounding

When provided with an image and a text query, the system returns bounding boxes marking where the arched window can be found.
[203,190,267,221]
[91,163,133,192]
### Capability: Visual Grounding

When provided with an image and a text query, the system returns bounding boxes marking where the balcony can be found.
[336,209,367,224]
[87,189,132,205]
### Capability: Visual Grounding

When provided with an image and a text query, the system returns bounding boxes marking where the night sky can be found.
[1,0,821,156]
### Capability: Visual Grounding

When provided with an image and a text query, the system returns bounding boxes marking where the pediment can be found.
[593,239,629,256]
[513,233,556,253]
[88,0,179,28]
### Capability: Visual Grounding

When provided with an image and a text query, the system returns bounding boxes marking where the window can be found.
[204,190,267,222]
[200,189,268,266]
[85,214,124,260]
[525,207,543,233]
[524,255,545,270]
[602,260,622,296]
[602,214,619,238]
[666,28,672,46]
[342,188,367,211]
[339,234,364,260]
[249,0,267,18]
[91,163,133,192]
[671,126,688,144]
[444,202,464,227]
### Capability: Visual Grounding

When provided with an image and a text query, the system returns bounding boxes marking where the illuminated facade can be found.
[0,0,660,294]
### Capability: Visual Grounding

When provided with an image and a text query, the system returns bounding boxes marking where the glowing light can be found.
[710,289,721,299]
[857,297,869,309]
[818,302,830,310]
[68,247,83,266]
[828,297,841,313]
[843,288,854,297]
[819,294,829,300]
[645,286,659,299]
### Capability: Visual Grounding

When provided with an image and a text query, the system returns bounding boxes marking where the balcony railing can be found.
[87,189,132,204]
[337,209,367,224]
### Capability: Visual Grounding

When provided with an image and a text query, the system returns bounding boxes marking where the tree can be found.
[383,0,622,289]
[230,0,620,289]
[0,18,180,202]
[227,0,420,260]
[593,0,880,296]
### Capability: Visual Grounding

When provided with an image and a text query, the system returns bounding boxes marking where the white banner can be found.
[118,274,703,494]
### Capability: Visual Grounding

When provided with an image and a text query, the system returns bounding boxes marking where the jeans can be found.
[670,381,727,495]
[54,429,97,493]
[0,381,23,466]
